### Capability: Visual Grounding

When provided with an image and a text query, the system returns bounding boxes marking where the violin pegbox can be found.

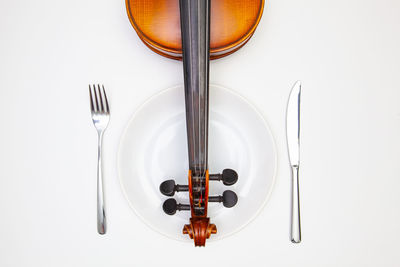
[159,169,239,246]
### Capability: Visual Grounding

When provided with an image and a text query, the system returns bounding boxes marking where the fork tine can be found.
[93,84,100,112]
[102,85,110,114]
[97,84,105,113]
[89,85,95,112]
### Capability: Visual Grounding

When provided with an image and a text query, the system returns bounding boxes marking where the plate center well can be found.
[118,85,277,241]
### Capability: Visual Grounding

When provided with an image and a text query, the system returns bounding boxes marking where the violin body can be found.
[126,0,264,59]
[127,0,264,246]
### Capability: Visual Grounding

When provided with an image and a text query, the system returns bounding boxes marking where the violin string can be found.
[200,0,205,208]
[195,0,200,206]
[199,64,202,206]
[196,0,203,208]
[205,0,209,196]
[200,0,208,210]
[193,3,199,201]
[186,0,193,181]
[202,0,209,209]
[187,0,199,207]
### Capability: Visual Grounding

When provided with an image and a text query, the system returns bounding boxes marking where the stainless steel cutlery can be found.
[89,84,110,235]
[286,81,302,243]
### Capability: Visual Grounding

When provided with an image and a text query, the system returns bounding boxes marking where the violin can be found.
[126,0,264,246]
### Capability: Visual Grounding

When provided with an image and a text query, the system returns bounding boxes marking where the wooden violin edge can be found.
[126,0,265,60]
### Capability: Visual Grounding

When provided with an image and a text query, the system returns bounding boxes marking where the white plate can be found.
[118,85,277,242]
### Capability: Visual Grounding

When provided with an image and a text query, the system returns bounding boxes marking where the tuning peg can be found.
[162,198,190,215]
[208,190,238,208]
[209,169,238,186]
[159,180,189,196]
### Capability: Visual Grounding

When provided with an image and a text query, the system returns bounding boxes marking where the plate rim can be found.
[117,84,278,242]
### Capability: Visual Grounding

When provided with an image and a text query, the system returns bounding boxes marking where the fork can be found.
[89,84,110,235]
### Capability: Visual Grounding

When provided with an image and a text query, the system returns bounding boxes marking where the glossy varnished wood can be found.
[127,0,262,246]
[183,218,217,246]
[126,0,264,59]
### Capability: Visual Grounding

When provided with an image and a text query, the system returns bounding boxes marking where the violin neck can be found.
[180,0,210,176]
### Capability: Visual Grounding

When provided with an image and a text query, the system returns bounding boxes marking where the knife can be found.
[286,81,302,243]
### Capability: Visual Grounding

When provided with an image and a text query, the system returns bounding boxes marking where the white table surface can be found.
[1,0,400,266]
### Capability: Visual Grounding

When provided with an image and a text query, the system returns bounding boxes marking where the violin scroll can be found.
[183,218,217,247]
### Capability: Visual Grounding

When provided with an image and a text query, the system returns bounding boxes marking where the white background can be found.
[0,0,399,266]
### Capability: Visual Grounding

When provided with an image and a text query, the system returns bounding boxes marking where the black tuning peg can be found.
[159,180,189,196]
[209,169,238,186]
[209,190,238,208]
[162,198,190,215]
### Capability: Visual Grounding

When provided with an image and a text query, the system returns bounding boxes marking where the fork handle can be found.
[290,165,301,243]
[97,131,106,234]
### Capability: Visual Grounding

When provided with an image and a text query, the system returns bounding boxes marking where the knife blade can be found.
[286,80,302,243]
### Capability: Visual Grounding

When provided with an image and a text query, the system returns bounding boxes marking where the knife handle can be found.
[290,165,301,243]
